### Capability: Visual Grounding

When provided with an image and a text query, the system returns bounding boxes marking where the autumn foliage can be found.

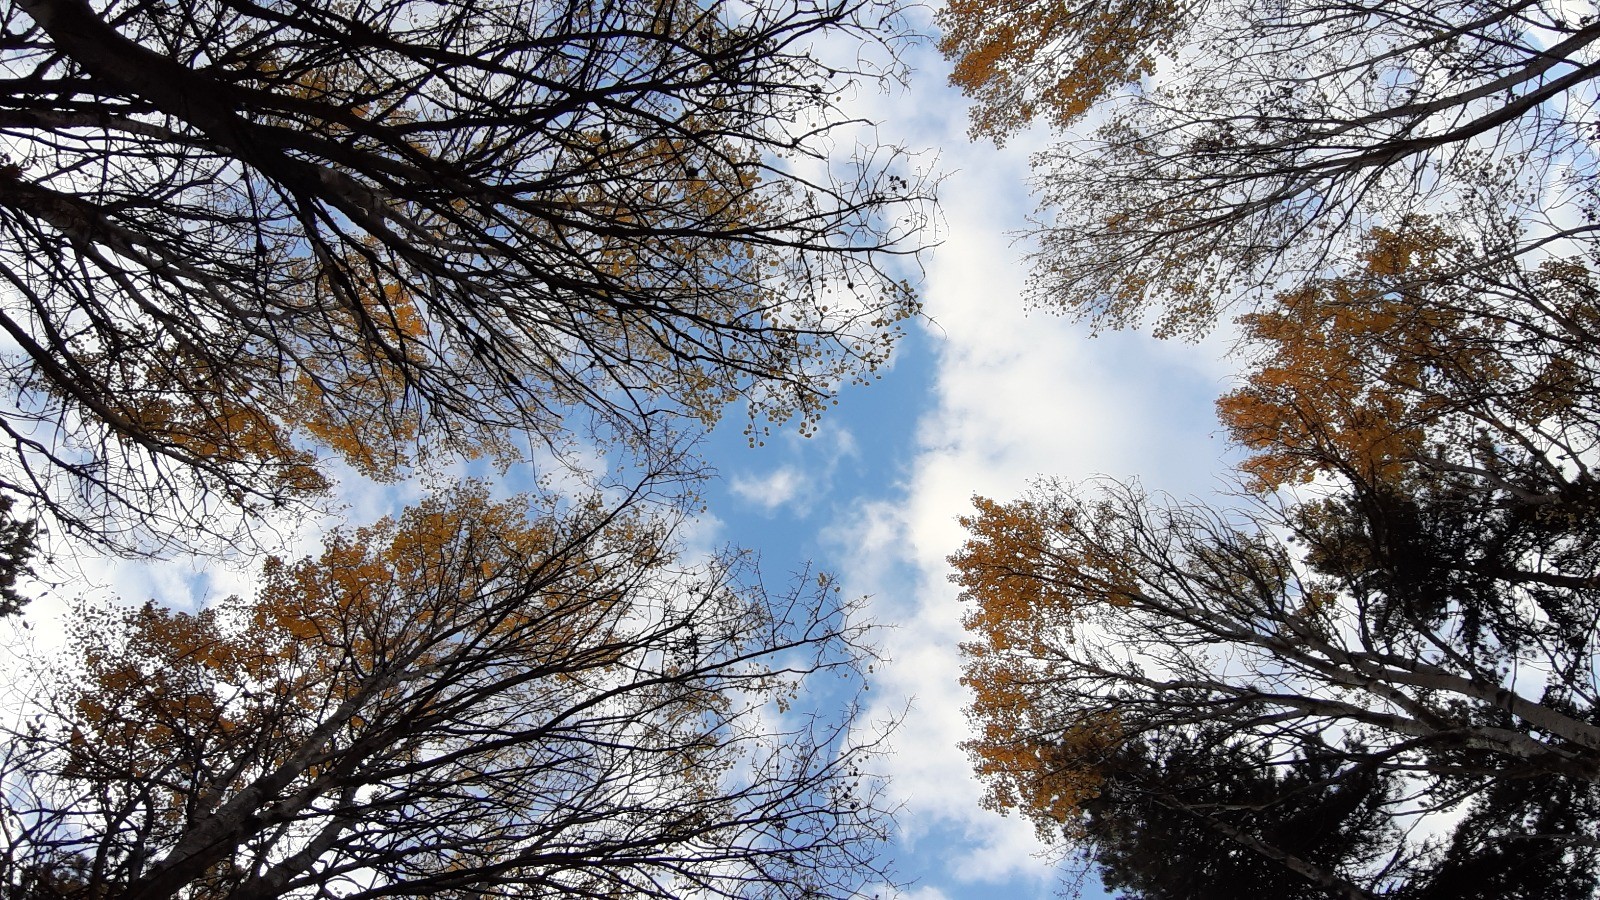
[952,222,1600,894]
[1219,220,1600,498]
[940,0,1600,338]
[955,0,1600,890]
[6,486,892,898]
[0,0,932,551]
[937,0,1189,141]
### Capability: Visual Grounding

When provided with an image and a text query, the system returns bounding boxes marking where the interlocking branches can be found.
[1,484,896,899]
[0,0,934,551]
[942,0,1599,337]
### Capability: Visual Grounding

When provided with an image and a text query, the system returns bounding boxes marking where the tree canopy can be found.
[941,0,1600,889]
[1073,727,1600,900]
[1079,729,1402,900]
[0,0,933,551]
[1,485,894,899]
[952,223,1600,895]
[0,3,924,891]
[939,0,1600,337]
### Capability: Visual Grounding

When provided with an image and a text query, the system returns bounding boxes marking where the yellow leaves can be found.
[939,0,1190,142]
[1216,222,1481,492]
[952,489,1151,829]
[952,491,1146,656]
[112,347,331,500]
[963,659,1123,833]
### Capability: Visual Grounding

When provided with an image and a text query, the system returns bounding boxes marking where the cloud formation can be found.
[815,36,1243,898]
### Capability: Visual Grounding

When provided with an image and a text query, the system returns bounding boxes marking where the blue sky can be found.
[27,17,1247,900]
[679,28,1245,897]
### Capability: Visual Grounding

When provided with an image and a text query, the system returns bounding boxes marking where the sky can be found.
[6,12,1248,900]
[682,25,1246,900]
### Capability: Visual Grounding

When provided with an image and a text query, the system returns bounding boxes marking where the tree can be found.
[938,0,1600,337]
[0,484,894,899]
[1073,728,1600,900]
[952,229,1600,894]
[955,478,1600,896]
[1406,775,1600,900]
[0,0,933,551]
[1080,730,1404,900]
[0,492,36,615]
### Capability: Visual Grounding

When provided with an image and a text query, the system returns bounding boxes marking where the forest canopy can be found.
[2,485,896,899]
[0,0,933,551]
[944,0,1600,895]
[940,0,1600,337]
[0,0,927,897]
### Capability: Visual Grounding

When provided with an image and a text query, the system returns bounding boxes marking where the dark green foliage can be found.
[1082,733,1397,900]
[1408,778,1600,900]
[0,494,36,616]
[1083,734,1600,900]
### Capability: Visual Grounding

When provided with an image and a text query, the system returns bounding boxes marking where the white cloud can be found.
[882,885,954,900]
[726,423,862,517]
[815,34,1244,899]
[729,465,807,514]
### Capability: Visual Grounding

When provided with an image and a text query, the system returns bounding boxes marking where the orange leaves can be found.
[1214,218,1600,501]
[65,600,267,785]
[59,485,657,812]
[952,495,1063,647]
[275,254,431,481]
[239,484,662,704]
[952,489,1152,832]
[952,491,1143,654]
[994,711,1121,829]
[254,487,547,667]
[962,616,1123,833]
[112,347,331,500]
[938,0,1189,142]
[1217,222,1484,492]
[94,250,434,498]
[952,209,1600,853]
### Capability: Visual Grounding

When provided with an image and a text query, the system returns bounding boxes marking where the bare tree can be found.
[0,483,897,899]
[0,0,934,550]
[940,0,1599,337]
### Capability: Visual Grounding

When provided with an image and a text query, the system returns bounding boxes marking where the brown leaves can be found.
[951,211,1600,857]
[1218,220,1600,495]
[3,0,934,552]
[938,0,1189,143]
[29,475,895,898]
[952,487,1157,832]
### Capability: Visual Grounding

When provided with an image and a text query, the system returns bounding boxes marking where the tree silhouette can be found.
[939,0,1599,338]
[0,0,933,550]
[953,229,1600,895]
[2,484,895,899]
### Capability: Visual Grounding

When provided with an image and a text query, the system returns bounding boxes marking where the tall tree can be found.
[1080,730,1403,900]
[0,484,894,899]
[952,230,1600,894]
[1072,727,1600,900]
[0,0,932,550]
[938,0,1598,337]
[0,493,35,615]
